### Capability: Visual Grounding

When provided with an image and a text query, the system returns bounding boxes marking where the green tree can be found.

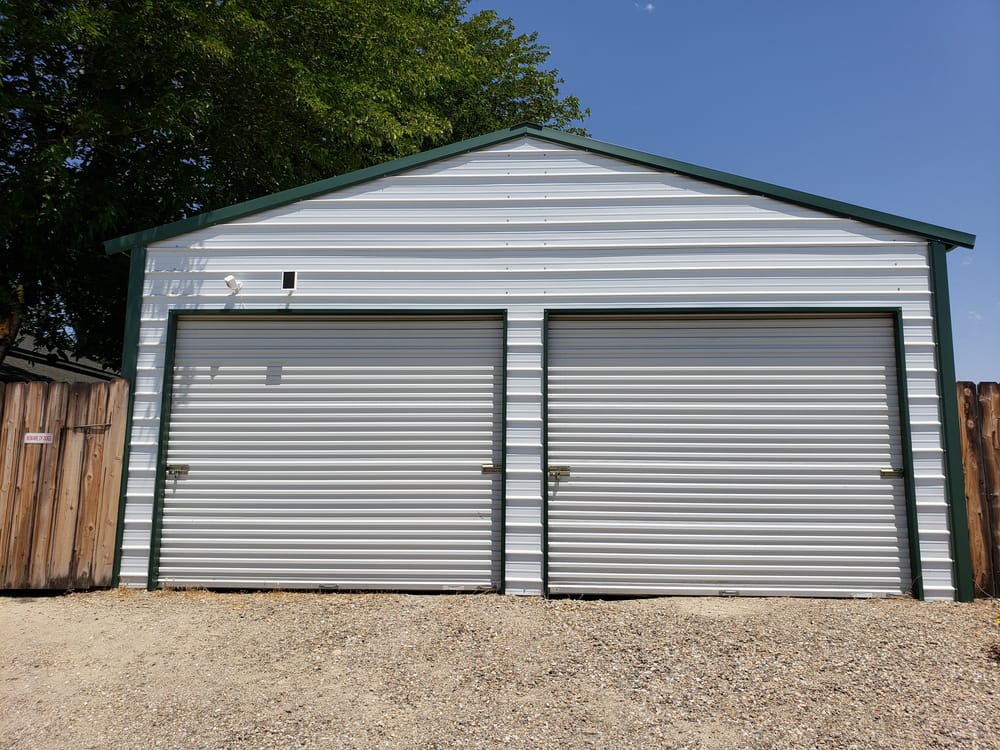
[0,0,588,368]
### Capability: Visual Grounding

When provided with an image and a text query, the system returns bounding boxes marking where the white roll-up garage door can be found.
[156,314,504,590]
[546,313,911,597]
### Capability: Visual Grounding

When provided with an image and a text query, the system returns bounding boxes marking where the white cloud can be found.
[635,2,655,12]
[967,311,984,321]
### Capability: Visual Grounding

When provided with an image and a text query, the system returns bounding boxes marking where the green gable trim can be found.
[105,123,976,254]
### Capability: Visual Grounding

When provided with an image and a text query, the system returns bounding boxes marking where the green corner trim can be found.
[111,246,146,588]
[928,241,974,601]
[104,124,976,255]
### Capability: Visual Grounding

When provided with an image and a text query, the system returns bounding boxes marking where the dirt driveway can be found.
[1,590,998,749]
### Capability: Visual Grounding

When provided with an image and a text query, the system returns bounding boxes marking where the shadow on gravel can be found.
[0,589,78,600]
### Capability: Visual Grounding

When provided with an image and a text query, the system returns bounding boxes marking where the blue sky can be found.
[468,0,999,381]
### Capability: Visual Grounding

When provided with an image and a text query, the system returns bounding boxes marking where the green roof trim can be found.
[104,123,976,254]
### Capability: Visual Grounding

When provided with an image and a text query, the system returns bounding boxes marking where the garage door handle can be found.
[548,466,571,479]
[481,464,503,475]
[880,468,905,479]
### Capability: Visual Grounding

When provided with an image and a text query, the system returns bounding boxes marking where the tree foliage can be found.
[0,0,588,368]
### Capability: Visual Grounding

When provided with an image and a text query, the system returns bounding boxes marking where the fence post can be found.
[979,383,1000,597]
[957,382,993,595]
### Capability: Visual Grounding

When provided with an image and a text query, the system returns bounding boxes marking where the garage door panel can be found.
[546,313,910,597]
[157,314,503,591]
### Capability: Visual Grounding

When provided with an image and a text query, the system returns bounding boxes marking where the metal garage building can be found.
[105,124,976,600]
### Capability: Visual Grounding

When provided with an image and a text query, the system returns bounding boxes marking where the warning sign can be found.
[24,433,54,444]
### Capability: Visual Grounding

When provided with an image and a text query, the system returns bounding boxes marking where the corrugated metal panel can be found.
[116,137,953,598]
[157,315,503,590]
[503,309,545,594]
[546,313,910,597]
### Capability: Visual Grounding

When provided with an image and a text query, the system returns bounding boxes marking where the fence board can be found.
[48,383,89,586]
[957,382,993,595]
[0,379,129,590]
[0,384,25,586]
[28,383,68,588]
[979,382,1000,595]
[6,383,46,587]
[94,378,129,584]
[0,384,18,576]
[72,382,101,586]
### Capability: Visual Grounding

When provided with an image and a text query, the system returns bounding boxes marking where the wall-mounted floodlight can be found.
[223,275,242,294]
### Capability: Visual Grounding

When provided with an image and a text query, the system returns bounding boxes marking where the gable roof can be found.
[104,123,976,254]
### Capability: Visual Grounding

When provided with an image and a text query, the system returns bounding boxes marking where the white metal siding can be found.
[547,314,910,597]
[117,137,956,598]
[157,315,504,590]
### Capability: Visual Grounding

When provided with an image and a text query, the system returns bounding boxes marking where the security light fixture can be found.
[224,274,242,294]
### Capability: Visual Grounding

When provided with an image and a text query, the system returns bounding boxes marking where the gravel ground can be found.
[1,590,998,749]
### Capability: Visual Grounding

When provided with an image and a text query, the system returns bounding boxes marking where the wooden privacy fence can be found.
[958,382,1000,598]
[0,379,128,590]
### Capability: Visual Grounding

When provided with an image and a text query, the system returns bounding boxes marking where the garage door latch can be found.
[548,465,571,479]
[879,468,905,479]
